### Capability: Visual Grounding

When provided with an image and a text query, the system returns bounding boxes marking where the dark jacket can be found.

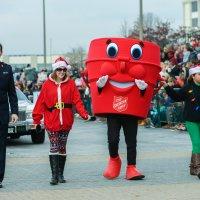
[0,62,18,125]
[165,82,200,122]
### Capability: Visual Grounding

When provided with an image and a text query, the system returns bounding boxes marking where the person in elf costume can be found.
[163,64,200,179]
[86,38,161,180]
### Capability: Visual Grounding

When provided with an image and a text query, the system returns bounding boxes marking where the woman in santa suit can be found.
[32,57,90,185]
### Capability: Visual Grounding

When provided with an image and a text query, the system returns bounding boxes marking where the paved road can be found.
[0,118,200,200]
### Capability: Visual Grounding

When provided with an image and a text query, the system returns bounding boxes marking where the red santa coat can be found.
[32,75,88,132]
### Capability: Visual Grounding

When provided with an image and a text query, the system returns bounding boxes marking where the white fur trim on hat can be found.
[52,61,71,71]
[189,66,200,76]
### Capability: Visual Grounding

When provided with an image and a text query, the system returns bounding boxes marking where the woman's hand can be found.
[85,115,96,121]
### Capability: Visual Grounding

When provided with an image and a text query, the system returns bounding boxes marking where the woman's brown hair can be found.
[51,71,68,82]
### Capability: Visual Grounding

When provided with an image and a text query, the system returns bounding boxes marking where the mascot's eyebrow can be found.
[106,39,112,45]
[139,41,144,47]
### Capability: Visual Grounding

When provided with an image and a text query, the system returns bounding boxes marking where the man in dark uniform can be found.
[0,44,18,188]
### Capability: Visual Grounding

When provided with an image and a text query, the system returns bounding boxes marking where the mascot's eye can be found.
[106,43,118,58]
[130,44,142,60]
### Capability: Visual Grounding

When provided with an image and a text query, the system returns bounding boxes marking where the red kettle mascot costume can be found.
[86,38,160,180]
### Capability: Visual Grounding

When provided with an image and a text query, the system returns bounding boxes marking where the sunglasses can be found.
[56,68,67,72]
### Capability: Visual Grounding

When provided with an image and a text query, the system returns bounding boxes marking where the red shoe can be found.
[126,165,145,180]
[103,156,122,179]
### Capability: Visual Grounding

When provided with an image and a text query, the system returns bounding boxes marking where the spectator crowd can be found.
[146,36,200,130]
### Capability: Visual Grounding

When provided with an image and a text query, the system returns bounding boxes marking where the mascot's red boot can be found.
[126,165,145,180]
[103,156,122,179]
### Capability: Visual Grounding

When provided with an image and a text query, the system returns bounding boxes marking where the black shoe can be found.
[0,182,2,188]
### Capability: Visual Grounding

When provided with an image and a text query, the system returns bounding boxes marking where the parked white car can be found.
[8,88,45,144]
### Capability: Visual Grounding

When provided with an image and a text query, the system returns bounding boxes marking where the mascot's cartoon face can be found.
[99,39,147,94]
[86,38,160,118]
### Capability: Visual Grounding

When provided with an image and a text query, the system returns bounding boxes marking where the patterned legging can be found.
[46,130,69,155]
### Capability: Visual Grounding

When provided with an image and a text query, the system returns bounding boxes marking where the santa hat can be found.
[52,57,71,71]
[189,65,200,76]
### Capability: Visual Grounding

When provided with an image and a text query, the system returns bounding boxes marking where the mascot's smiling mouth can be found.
[109,80,135,89]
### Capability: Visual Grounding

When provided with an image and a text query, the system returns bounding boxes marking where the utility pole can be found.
[139,0,143,40]
[43,0,47,69]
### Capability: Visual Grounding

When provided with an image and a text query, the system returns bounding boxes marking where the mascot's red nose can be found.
[119,61,126,73]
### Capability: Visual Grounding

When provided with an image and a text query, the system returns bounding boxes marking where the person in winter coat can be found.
[163,64,200,179]
[32,57,90,185]
[0,44,18,189]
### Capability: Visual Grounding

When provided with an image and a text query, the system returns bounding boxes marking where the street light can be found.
[42,0,47,69]
[139,0,143,40]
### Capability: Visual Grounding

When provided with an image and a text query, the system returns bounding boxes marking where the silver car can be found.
[8,88,45,144]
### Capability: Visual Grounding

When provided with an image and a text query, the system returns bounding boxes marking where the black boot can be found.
[190,153,197,175]
[0,182,2,188]
[49,155,59,185]
[58,155,66,183]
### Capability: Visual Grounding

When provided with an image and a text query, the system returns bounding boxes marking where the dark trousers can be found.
[0,124,8,182]
[107,115,138,165]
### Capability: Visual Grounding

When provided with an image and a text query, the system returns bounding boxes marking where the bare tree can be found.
[127,12,172,48]
[120,20,130,37]
[66,46,86,68]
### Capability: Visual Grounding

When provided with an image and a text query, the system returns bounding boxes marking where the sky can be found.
[0,0,183,55]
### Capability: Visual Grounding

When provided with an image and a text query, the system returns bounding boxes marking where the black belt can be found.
[47,103,72,112]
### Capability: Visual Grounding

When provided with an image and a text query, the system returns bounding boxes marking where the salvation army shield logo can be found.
[113,96,128,112]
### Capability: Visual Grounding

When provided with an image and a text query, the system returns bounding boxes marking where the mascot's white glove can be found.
[135,79,148,90]
[96,75,108,88]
